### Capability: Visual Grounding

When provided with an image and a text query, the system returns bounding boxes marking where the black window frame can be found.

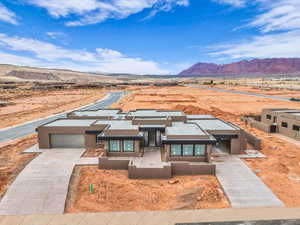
[170,144,207,157]
[108,140,121,152]
[123,139,135,152]
[281,122,288,128]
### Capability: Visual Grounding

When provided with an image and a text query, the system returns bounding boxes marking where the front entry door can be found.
[148,130,156,147]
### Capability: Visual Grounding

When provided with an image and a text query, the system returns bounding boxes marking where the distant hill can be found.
[0,64,122,83]
[179,58,300,76]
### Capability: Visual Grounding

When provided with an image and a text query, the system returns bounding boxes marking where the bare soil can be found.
[214,85,300,98]
[110,86,300,207]
[66,167,229,213]
[0,88,108,128]
[0,134,38,199]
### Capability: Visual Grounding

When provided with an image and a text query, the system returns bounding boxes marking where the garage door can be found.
[50,134,85,148]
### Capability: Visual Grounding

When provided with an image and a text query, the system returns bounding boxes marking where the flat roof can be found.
[128,109,184,117]
[166,122,206,136]
[289,112,300,116]
[71,109,120,117]
[44,119,96,127]
[192,119,237,131]
[94,120,138,130]
[186,115,215,119]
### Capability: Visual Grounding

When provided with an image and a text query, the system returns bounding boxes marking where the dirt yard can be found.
[109,86,300,207]
[66,167,229,213]
[0,88,109,128]
[0,134,37,199]
[213,84,300,98]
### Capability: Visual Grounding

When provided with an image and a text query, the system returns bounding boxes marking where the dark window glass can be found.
[281,122,288,128]
[171,144,181,156]
[266,115,272,120]
[293,125,300,131]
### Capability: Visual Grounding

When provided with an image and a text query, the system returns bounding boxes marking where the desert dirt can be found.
[0,88,109,129]
[66,167,229,213]
[2,84,300,212]
[109,86,300,207]
[213,84,300,98]
[0,134,37,199]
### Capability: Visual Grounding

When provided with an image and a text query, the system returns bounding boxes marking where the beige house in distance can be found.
[243,108,300,141]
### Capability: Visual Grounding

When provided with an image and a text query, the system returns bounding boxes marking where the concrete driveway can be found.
[214,156,284,208]
[0,148,97,215]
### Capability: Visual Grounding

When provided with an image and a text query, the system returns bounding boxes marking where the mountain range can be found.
[179,58,300,76]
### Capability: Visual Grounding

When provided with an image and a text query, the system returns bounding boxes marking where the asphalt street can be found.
[0,91,124,143]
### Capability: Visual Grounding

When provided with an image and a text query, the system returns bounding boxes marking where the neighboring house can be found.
[37,109,247,178]
[243,108,300,140]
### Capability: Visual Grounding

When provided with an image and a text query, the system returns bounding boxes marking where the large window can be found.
[281,122,288,128]
[293,125,300,131]
[109,140,120,152]
[123,140,134,152]
[171,144,182,156]
[170,144,206,156]
[182,144,193,156]
[194,144,206,156]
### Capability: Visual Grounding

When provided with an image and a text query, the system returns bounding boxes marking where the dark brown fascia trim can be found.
[98,136,144,140]
[139,127,165,131]
[86,130,103,134]
[213,134,239,139]
[162,139,216,144]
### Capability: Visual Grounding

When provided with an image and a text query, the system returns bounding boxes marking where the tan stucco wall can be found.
[277,117,300,140]
[85,133,97,149]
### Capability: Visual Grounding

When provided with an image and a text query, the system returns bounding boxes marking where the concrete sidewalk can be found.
[0,207,299,225]
[0,149,89,215]
[214,156,284,208]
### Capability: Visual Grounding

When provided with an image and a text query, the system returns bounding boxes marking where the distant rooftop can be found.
[71,109,121,117]
[192,119,237,131]
[45,119,96,127]
[128,109,184,117]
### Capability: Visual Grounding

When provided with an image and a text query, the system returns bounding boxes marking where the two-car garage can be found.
[37,119,106,149]
[50,134,85,148]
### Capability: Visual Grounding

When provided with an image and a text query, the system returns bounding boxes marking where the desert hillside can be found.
[179,58,300,76]
[0,64,119,83]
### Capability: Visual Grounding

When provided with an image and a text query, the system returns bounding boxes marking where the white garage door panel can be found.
[50,134,85,148]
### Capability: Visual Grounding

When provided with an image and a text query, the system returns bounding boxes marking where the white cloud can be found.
[249,0,300,33]
[208,0,300,60]
[210,30,300,59]
[26,0,189,26]
[46,31,66,40]
[213,0,246,7]
[0,3,18,25]
[0,33,169,74]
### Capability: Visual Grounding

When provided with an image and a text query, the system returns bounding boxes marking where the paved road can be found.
[214,156,284,208]
[189,86,292,101]
[0,91,124,143]
[0,148,88,215]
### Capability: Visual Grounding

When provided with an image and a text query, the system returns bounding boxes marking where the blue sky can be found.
[0,0,299,74]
